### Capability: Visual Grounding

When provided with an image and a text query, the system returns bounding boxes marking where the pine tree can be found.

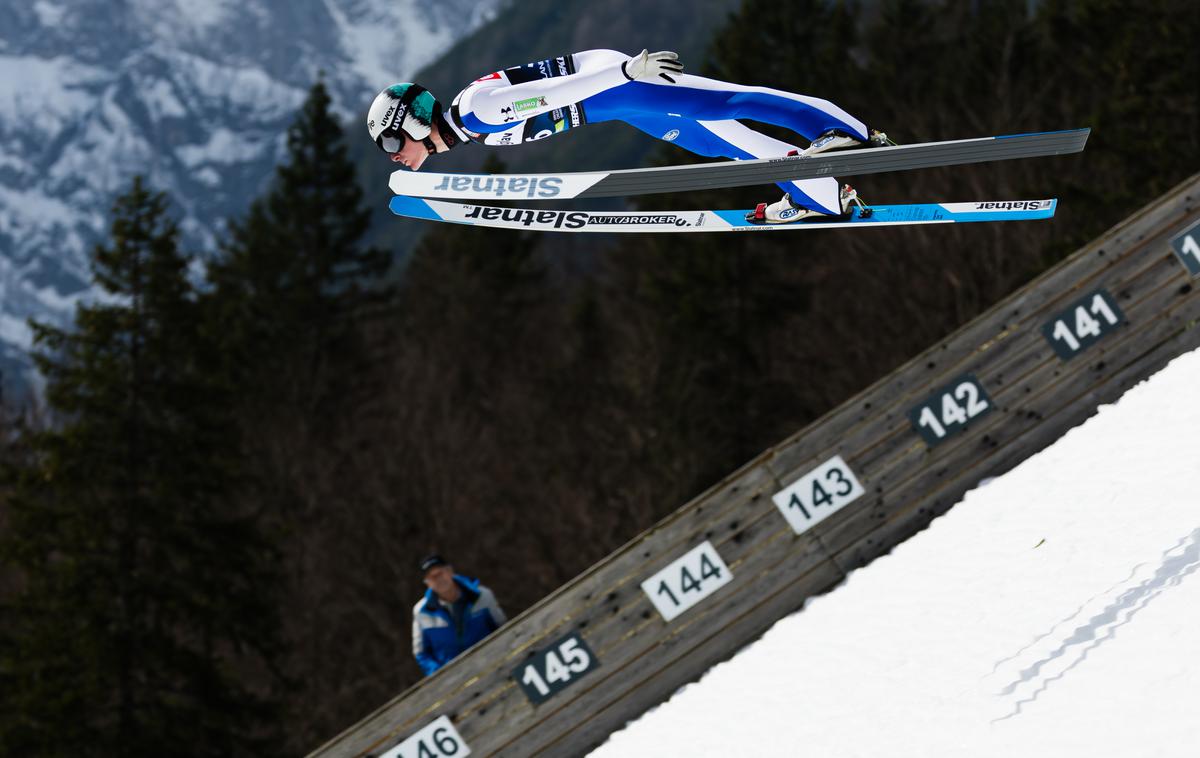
[0,178,282,758]
[1030,0,1200,246]
[207,78,389,387]
[199,78,392,753]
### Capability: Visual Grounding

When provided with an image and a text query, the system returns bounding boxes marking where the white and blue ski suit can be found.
[443,49,870,215]
[412,575,507,676]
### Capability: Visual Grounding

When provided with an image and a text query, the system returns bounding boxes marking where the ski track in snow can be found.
[991,527,1200,722]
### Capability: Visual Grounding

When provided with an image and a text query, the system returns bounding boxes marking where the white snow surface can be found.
[591,348,1200,758]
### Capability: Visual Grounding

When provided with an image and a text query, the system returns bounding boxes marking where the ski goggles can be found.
[375,126,407,154]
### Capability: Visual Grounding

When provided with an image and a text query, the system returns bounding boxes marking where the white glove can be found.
[622,50,684,83]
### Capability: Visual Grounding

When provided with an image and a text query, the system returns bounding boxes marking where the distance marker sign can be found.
[513,632,598,705]
[909,373,994,446]
[1041,289,1124,360]
[642,541,732,622]
[380,716,469,758]
[772,455,865,535]
[1170,219,1200,278]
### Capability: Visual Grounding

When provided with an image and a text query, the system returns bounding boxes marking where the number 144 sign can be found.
[642,542,733,622]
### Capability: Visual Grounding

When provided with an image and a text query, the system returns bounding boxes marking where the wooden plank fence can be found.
[309,172,1200,758]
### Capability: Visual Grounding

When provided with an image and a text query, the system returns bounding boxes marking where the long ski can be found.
[388,196,1057,233]
[388,128,1088,201]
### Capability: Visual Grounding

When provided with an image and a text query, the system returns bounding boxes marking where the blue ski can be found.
[388,196,1057,233]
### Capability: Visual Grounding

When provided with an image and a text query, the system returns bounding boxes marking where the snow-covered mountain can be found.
[0,0,499,396]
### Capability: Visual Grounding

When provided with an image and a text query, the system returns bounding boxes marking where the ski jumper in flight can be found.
[367,49,886,223]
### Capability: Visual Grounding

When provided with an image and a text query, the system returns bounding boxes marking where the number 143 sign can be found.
[771,455,865,535]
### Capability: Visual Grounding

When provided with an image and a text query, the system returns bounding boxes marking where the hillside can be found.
[592,346,1200,757]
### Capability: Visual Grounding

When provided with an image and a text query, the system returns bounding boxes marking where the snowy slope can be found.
[590,348,1200,758]
[0,0,498,394]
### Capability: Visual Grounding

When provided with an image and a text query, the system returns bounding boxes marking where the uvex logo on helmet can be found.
[381,103,400,130]
[368,85,416,139]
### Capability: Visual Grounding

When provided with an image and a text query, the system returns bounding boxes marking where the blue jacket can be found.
[412,575,507,676]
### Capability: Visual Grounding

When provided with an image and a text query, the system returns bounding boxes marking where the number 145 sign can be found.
[513,632,597,705]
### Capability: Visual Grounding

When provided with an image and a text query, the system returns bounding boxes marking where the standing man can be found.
[412,555,508,676]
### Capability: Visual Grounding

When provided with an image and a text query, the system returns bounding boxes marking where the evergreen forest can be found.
[1,0,1197,754]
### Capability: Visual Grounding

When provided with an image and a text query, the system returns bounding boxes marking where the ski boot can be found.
[746,184,870,225]
[803,128,892,155]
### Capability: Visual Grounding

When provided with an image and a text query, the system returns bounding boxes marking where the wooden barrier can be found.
[309,173,1200,758]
